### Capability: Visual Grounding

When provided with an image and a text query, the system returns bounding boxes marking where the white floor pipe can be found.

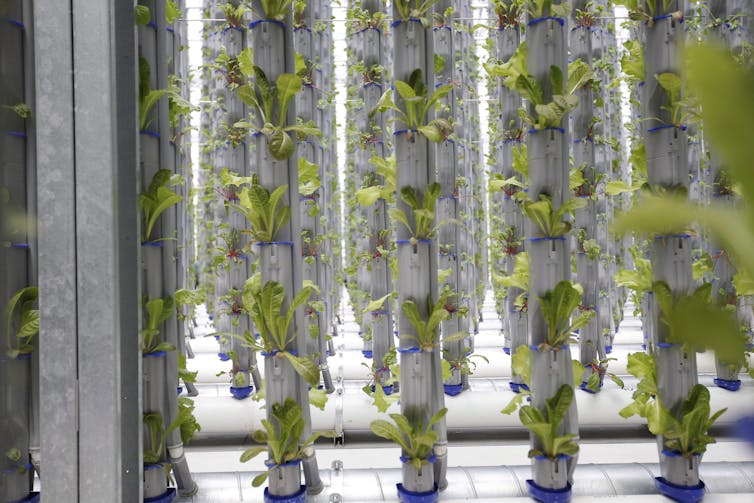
[190,382,753,440]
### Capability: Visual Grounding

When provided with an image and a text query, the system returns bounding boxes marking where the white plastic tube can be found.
[191,383,752,440]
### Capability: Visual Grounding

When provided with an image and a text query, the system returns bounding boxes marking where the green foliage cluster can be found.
[240,398,335,486]
[519,384,579,460]
[4,287,39,358]
[371,69,453,142]
[370,408,447,471]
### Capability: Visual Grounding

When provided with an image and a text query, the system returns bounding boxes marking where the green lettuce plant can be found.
[400,287,467,352]
[393,0,442,26]
[653,281,745,364]
[370,407,447,471]
[524,0,572,18]
[653,72,699,128]
[519,384,579,460]
[241,279,321,386]
[486,43,594,129]
[4,286,39,358]
[537,281,593,350]
[219,1,249,28]
[141,296,176,355]
[240,398,335,486]
[355,155,397,206]
[370,69,453,142]
[523,196,586,238]
[235,64,321,160]
[615,0,682,25]
[620,353,726,458]
[501,345,533,414]
[233,184,290,243]
[389,182,442,242]
[139,169,183,242]
[493,0,524,27]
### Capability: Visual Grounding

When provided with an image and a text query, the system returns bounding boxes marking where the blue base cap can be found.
[263,485,306,503]
[371,384,395,395]
[362,349,373,358]
[177,386,183,395]
[144,488,176,503]
[444,383,464,396]
[503,347,511,355]
[714,377,741,391]
[214,334,220,340]
[654,477,705,503]
[526,480,572,503]
[605,345,612,354]
[14,493,40,503]
[396,483,439,503]
[218,352,230,361]
[510,381,530,394]
[208,315,214,321]
[230,385,253,399]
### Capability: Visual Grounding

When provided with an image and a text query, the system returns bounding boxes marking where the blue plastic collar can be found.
[527,16,565,28]
[144,488,176,503]
[509,381,530,394]
[397,347,422,354]
[444,383,463,396]
[255,241,294,247]
[654,477,704,503]
[13,493,40,503]
[249,19,286,30]
[2,131,28,138]
[140,130,161,138]
[503,347,511,355]
[362,349,373,358]
[390,18,423,28]
[143,351,167,358]
[218,352,231,361]
[526,480,572,503]
[647,124,687,133]
[605,345,613,354]
[371,384,395,395]
[396,483,439,503]
[230,385,253,399]
[263,485,306,503]
[713,378,741,391]
[528,126,565,135]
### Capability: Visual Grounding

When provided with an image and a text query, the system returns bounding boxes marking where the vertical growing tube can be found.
[641,1,700,496]
[570,1,604,393]
[524,1,579,497]
[0,2,34,500]
[249,0,322,496]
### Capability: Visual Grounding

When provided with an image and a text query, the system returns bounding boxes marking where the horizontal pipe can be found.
[178,462,754,502]
[187,345,741,384]
[189,381,754,443]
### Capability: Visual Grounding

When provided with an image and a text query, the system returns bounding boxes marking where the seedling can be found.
[370,408,448,471]
[240,398,335,486]
[493,0,524,27]
[580,357,625,393]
